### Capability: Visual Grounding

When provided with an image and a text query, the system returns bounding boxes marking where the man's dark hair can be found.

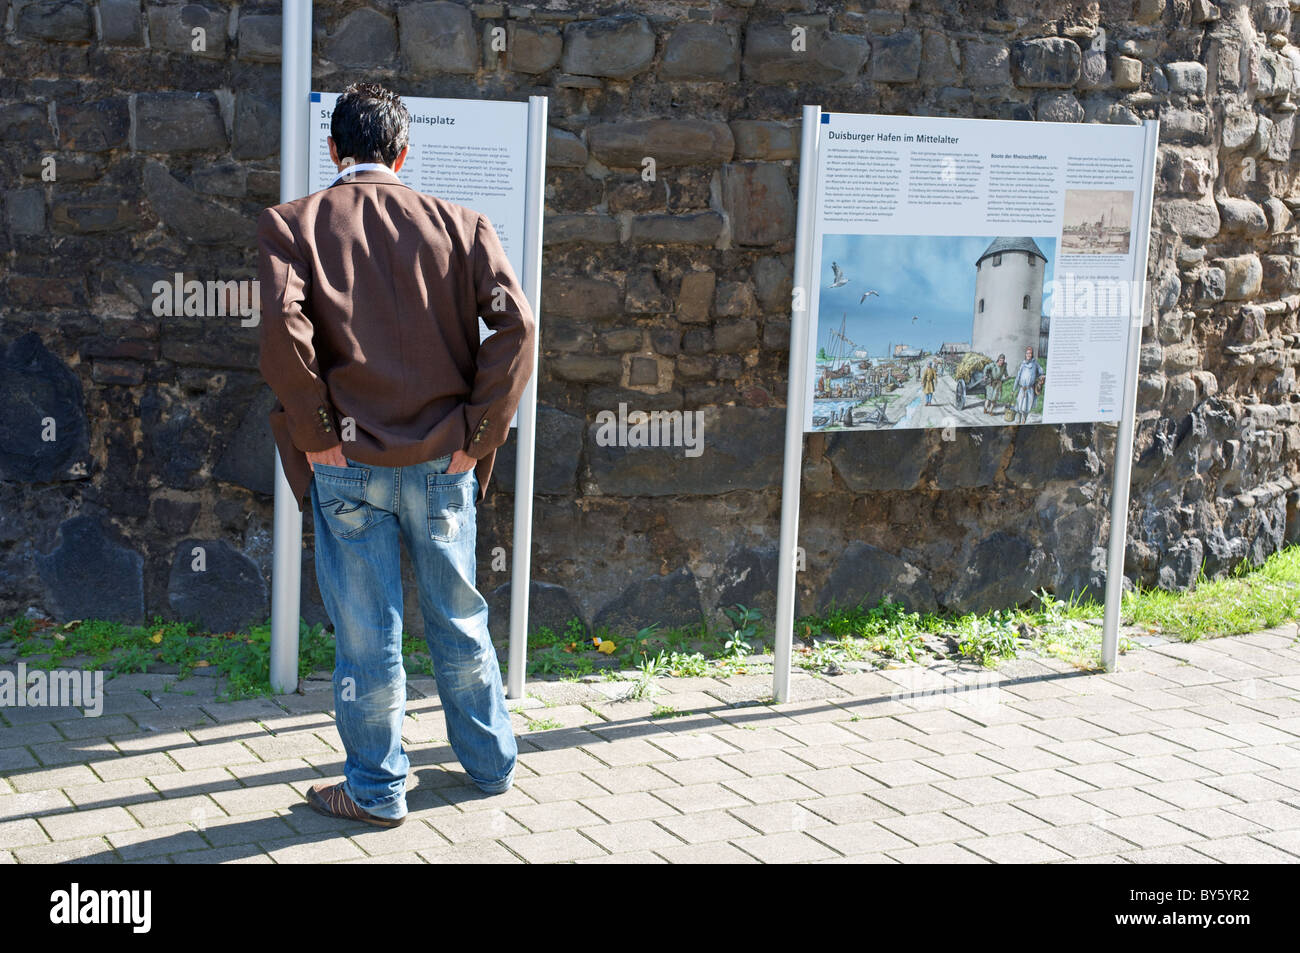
[330,83,410,165]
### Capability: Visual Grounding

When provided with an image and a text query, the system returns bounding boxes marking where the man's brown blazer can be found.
[256,167,536,512]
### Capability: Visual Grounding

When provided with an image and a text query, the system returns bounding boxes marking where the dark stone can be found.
[945,532,1045,612]
[168,539,268,634]
[0,104,55,149]
[147,2,228,56]
[135,92,227,153]
[625,269,670,314]
[322,8,397,68]
[1012,37,1082,88]
[233,92,279,160]
[36,515,144,624]
[142,160,255,245]
[151,497,200,535]
[1156,535,1203,591]
[1036,92,1084,123]
[541,277,621,319]
[543,213,619,245]
[593,566,703,634]
[825,430,934,492]
[562,14,655,79]
[587,405,783,496]
[191,161,245,198]
[505,22,562,73]
[587,120,734,169]
[752,256,792,312]
[0,332,91,482]
[730,121,799,161]
[742,26,869,84]
[212,387,278,496]
[551,355,623,383]
[629,212,724,245]
[399,2,477,75]
[139,385,211,489]
[52,190,146,233]
[57,99,129,152]
[661,23,739,81]
[817,541,937,614]
[16,0,93,41]
[722,162,795,246]
[99,0,145,46]
[238,13,281,62]
[493,405,584,496]
[486,580,587,642]
[6,189,46,235]
[1005,426,1095,486]
[871,29,922,83]
[547,128,587,168]
[715,544,791,623]
[933,427,1014,488]
[628,356,659,385]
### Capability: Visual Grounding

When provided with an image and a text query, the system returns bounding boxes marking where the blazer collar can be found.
[327,167,409,189]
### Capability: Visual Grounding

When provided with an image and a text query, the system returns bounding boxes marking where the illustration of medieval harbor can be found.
[1061,189,1133,254]
[812,234,1056,431]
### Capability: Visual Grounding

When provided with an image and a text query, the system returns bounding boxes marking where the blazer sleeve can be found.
[256,206,341,452]
[462,213,537,459]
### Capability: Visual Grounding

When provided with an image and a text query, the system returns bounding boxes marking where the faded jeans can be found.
[309,453,516,820]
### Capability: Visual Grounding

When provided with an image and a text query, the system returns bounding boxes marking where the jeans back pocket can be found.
[426,469,475,543]
[313,463,375,538]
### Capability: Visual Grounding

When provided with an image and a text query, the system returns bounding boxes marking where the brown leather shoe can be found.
[307,781,405,828]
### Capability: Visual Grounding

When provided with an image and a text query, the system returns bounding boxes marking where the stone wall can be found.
[3,0,1300,639]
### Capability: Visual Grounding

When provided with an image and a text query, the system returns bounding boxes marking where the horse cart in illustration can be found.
[953,352,994,410]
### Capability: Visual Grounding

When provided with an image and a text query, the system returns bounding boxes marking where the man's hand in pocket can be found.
[446,449,476,474]
[306,444,348,471]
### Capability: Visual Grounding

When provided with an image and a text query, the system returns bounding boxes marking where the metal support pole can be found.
[1101,118,1161,672]
[773,105,822,704]
[505,95,549,700]
[269,0,312,694]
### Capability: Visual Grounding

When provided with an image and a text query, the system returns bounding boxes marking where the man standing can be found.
[982,353,1007,414]
[921,359,937,405]
[1013,345,1044,424]
[257,84,536,827]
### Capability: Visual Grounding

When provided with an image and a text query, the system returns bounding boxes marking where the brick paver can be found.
[1,627,1299,862]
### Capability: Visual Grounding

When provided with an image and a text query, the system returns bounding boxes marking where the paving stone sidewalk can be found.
[3,626,1300,864]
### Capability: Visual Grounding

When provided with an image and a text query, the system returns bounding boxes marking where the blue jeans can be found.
[309,453,516,820]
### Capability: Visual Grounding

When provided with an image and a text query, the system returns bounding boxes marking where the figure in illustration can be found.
[922,359,937,406]
[831,262,848,288]
[982,353,1007,414]
[1013,346,1044,424]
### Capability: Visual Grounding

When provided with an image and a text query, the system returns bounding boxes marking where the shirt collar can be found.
[328,162,401,187]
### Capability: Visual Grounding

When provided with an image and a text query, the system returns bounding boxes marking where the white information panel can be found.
[803,112,1152,434]
[310,91,529,425]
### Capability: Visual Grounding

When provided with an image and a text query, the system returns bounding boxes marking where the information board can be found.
[803,112,1153,434]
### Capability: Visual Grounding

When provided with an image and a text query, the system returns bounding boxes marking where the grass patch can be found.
[6,547,1300,693]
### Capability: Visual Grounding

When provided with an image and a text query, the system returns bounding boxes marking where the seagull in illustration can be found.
[859,290,879,303]
[912,315,919,322]
[830,262,849,288]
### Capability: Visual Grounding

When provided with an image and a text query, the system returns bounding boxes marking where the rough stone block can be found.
[722,162,794,246]
[562,14,655,79]
[661,23,739,81]
[1012,37,1082,88]
[399,2,477,74]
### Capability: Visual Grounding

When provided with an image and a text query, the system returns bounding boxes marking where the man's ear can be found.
[328,136,341,168]
[393,144,409,173]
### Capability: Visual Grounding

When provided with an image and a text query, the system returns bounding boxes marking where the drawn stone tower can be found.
[971,237,1048,362]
